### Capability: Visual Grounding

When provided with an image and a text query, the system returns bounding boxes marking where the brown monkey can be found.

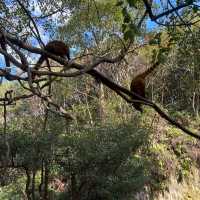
[130,61,159,112]
[33,40,70,79]
[5,90,13,104]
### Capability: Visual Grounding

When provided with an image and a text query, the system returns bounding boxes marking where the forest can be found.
[0,0,200,199]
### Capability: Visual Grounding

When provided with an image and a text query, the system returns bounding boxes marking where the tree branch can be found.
[143,0,194,21]
[1,31,199,140]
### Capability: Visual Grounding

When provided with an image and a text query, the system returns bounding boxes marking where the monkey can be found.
[33,40,70,79]
[130,61,159,112]
[36,40,70,67]
[5,90,13,104]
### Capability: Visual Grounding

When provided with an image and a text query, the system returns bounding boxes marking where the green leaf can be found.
[192,5,198,13]
[151,49,158,61]
[124,14,131,23]
[185,0,194,4]
[160,47,170,53]
[129,23,140,35]
[122,7,131,23]
[116,1,124,6]
[124,29,135,41]
[127,0,137,8]
[122,7,128,16]
[122,23,128,33]
[149,39,158,45]
[152,32,162,45]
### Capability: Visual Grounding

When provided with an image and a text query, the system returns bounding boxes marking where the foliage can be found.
[54,123,149,199]
[0,0,200,199]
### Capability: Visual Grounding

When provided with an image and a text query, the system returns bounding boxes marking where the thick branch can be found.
[86,69,200,140]
[0,69,27,81]
[3,31,128,78]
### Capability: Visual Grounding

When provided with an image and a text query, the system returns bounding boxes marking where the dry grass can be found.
[157,167,200,200]
[134,167,200,200]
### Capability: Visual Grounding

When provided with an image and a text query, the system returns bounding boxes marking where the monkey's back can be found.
[130,76,145,98]
[130,76,145,112]
[45,40,70,59]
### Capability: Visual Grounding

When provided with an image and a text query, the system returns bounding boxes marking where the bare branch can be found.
[85,66,200,140]
[0,31,199,139]
[6,40,29,70]
[168,0,192,31]
[15,0,44,46]
[0,48,25,69]
[143,0,194,22]
[0,69,27,81]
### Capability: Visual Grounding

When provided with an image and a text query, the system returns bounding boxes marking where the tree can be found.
[0,0,200,198]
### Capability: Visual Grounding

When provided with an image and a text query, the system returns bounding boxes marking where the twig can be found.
[168,0,192,31]
[15,0,44,46]
[143,0,194,22]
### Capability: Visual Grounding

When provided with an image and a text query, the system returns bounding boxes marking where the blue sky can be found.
[146,19,158,31]
[0,0,196,70]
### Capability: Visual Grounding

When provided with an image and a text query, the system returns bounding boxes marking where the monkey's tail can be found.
[139,61,159,79]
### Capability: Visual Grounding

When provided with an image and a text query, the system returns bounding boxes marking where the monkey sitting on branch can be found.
[32,40,70,79]
[130,61,159,112]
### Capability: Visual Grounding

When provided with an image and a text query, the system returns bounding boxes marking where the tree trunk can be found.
[39,160,44,198]
[96,82,106,123]
[32,170,36,200]
[24,167,31,200]
[43,161,49,200]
